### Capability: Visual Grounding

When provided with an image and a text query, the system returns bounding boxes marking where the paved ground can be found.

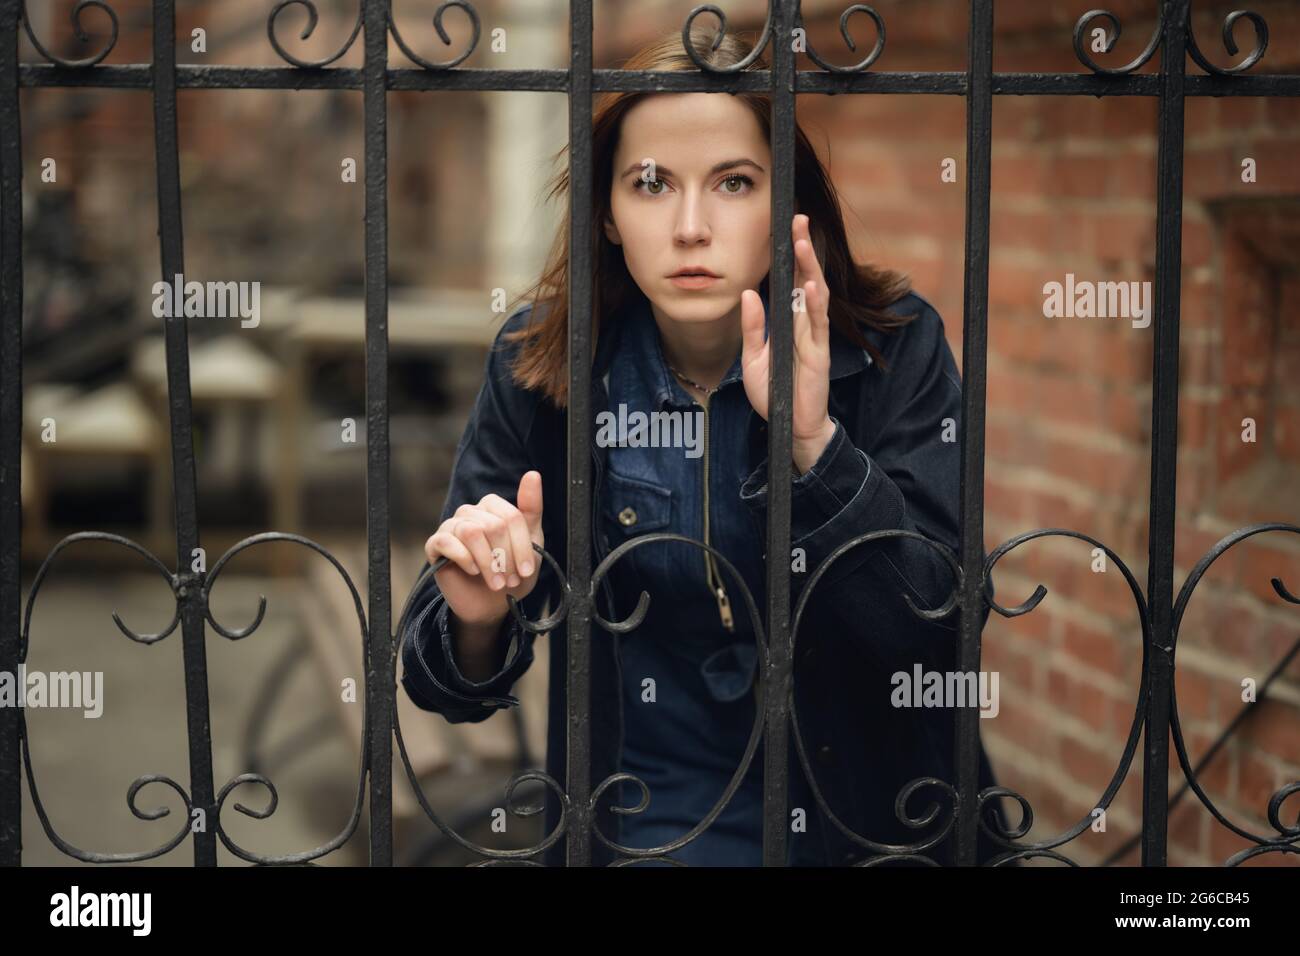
[15,566,540,867]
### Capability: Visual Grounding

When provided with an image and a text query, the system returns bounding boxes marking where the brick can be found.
[985,641,1037,691]
[1181,216,1216,270]
[990,697,1057,760]
[1105,148,1157,199]
[988,262,1053,314]
[1174,667,1212,722]
[983,473,1028,528]
[1088,210,1156,266]
[1275,405,1300,465]
[1105,388,1148,439]
[1097,329,1155,385]
[1055,154,1110,200]
[1208,821,1269,866]
[1043,437,1144,499]
[1061,734,1120,791]
[1240,540,1300,607]
[1101,95,1157,141]
[992,153,1052,199]
[1167,800,1203,850]
[1236,751,1280,814]
[1178,276,1219,330]
[1178,395,1213,452]
[990,210,1057,259]
[1185,727,1233,794]
[1215,94,1262,133]
[1214,389,1268,486]
[1263,95,1300,132]
[1049,662,1114,731]
[1184,95,1215,140]
[1183,144,1243,201]
[1244,139,1300,196]
[1238,699,1300,766]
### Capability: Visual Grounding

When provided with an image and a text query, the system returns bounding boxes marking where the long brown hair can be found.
[502,27,918,409]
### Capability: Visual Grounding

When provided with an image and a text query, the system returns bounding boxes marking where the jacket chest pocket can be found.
[601,468,674,593]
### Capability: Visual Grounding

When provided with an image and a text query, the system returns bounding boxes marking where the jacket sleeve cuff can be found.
[400,589,531,720]
[436,598,533,697]
[739,417,905,570]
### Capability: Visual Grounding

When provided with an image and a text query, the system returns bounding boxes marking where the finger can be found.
[739,289,766,362]
[428,529,479,577]
[516,471,544,545]
[793,216,827,288]
[793,280,815,360]
[478,495,532,585]
[472,510,516,587]
[453,516,508,590]
[793,221,830,353]
[809,278,830,352]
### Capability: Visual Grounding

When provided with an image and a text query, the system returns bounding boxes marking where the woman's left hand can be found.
[740,213,837,474]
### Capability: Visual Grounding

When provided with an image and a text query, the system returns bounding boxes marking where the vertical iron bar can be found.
[362,0,393,867]
[762,0,797,868]
[1141,0,1187,867]
[565,0,594,868]
[0,0,22,867]
[954,0,994,866]
[151,0,216,866]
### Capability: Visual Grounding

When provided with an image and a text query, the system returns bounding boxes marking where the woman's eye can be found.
[632,175,754,196]
[721,174,754,194]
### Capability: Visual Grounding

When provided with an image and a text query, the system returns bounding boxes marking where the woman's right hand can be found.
[424,471,545,630]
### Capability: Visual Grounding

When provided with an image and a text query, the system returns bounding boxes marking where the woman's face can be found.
[604,93,772,325]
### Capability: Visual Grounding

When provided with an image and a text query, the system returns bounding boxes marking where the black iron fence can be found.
[2,0,1298,867]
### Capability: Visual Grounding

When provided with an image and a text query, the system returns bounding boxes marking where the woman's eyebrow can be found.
[619,158,767,179]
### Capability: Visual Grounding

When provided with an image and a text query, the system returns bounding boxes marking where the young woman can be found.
[399,28,1009,867]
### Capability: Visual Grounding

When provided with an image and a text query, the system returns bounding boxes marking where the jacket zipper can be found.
[698,391,735,632]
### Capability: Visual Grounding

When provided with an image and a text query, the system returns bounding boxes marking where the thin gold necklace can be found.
[665,362,721,398]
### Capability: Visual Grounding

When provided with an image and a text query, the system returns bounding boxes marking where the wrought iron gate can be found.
[2,0,1298,867]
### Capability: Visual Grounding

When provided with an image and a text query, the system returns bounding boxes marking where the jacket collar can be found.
[592,285,874,403]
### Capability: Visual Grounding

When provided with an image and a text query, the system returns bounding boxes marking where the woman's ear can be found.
[602,216,622,246]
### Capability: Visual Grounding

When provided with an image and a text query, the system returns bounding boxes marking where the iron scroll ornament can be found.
[267,0,364,69]
[681,2,775,74]
[1073,3,1268,76]
[394,544,572,865]
[18,0,119,68]
[1168,523,1300,865]
[586,532,770,864]
[798,4,886,75]
[19,533,192,862]
[976,529,1153,866]
[596,528,974,864]
[19,531,372,864]
[202,533,371,865]
[266,1,480,71]
[788,528,968,865]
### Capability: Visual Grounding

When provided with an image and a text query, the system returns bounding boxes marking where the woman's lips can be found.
[669,274,720,290]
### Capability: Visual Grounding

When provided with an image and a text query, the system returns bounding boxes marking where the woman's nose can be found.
[673,191,710,244]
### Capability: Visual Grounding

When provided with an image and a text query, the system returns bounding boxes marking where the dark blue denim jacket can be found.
[398,286,1010,866]
[606,289,769,865]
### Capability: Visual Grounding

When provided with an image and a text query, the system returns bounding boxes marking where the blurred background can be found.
[9,0,1300,866]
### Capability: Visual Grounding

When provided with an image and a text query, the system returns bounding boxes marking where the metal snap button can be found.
[618,506,637,527]
[817,744,834,766]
